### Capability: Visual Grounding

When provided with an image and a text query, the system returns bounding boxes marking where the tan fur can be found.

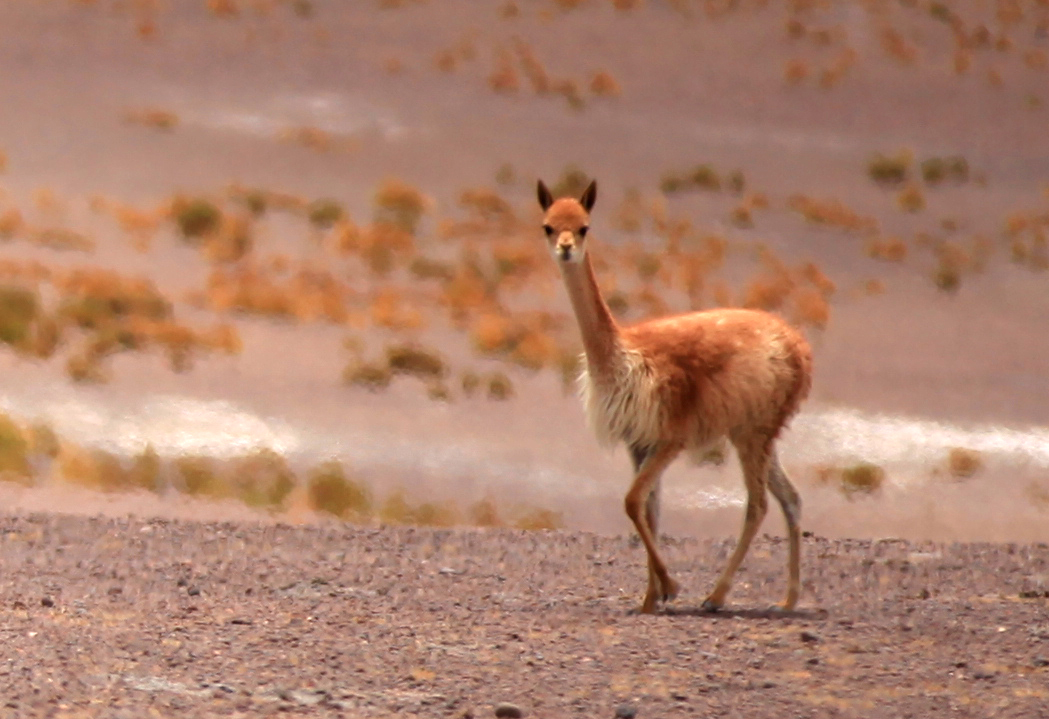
[539,178,812,614]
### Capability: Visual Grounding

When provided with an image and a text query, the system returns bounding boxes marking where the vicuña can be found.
[538,178,812,614]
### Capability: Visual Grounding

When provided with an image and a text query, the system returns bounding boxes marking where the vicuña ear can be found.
[580,180,597,213]
[537,180,554,211]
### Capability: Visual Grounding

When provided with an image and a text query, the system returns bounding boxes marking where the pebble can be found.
[40,596,55,608]
[493,702,523,718]
[799,630,820,643]
[614,703,637,719]
[1033,657,1049,668]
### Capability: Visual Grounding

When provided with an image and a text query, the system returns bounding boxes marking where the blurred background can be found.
[0,0,1047,540]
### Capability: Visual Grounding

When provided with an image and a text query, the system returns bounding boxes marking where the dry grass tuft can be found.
[816,462,885,498]
[57,444,128,492]
[380,490,460,527]
[228,448,296,508]
[589,70,621,97]
[741,250,794,313]
[791,287,830,330]
[0,412,31,483]
[784,58,809,84]
[386,344,447,379]
[124,107,179,130]
[897,183,926,213]
[868,150,912,186]
[207,0,240,17]
[0,208,25,239]
[920,156,969,185]
[515,39,551,94]
[344,362,393,391]
[513,506,563,530]
[175,456,229,499]
[460,370,482,397]
[171,196,222,239]
[374,179,430,234]
[369,287,424,329]
[880,27,918,65]
[486,372,515,400]
[946,447,983,480]
[932,241,971,292]
[128,445,162,493]
[866,236,908,262]
[308,198,346,229]
[278,126,356,153]
[614,188,645,234]
[550,166,591,199]
[307,460,372,519]
[661,164,723,194]
[0,285,42,352]
[467,497,503,527]
[488,47,521,94]
[788,195,877,232]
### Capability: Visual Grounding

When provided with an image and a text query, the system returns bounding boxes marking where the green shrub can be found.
[0,286,40,347]
[308,199,345,229]
[0,413,30,481]
[386,344,447,379]
[174,198,221,239]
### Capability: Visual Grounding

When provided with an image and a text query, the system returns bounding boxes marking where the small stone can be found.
[671,692,687,701]
[187,586,201,597]
[1033,657,1049,668]
[493,702,523,718]
[40,597,54,608]
[807,657,820,665]
[799,630,820,643]
[614,703,638,719]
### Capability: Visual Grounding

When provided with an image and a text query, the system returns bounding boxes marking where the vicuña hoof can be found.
[700,597,723,613]
[661,577,680,603]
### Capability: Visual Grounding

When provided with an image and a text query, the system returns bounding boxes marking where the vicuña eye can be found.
[543,225,554,237]
[578,226,589,237]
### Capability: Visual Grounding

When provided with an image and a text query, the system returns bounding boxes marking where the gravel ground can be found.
[1,512,1047,718]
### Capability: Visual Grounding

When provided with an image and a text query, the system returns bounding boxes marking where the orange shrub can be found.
[590,70,621,97]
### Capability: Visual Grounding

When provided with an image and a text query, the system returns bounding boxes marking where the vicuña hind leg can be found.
[767,449,802,610]
[702,436,770,611]
[625,443,681,614]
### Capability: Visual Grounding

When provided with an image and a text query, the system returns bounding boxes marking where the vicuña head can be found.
[537,177,813,615]
[537,179,595,264]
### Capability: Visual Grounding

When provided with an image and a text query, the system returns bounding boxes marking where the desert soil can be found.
[1,512,1047,719]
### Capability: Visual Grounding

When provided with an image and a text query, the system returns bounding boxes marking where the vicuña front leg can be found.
[644,477,677,607]
[702,437,771,611]
[624,444,681,614]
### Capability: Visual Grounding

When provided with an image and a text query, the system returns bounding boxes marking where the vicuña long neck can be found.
[560,254,621,378]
